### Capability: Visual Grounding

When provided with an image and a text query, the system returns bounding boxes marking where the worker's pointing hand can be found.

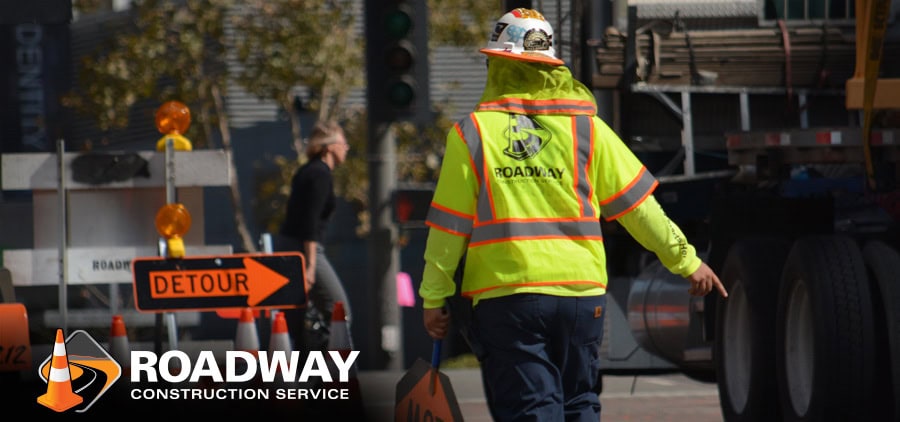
[687,262,728,298]
[423,307,450,340]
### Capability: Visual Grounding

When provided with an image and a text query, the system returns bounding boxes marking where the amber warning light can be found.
[155,100,193,151]
[156,203,192,258]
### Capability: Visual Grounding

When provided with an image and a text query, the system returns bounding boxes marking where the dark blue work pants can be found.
[470,293,607,422]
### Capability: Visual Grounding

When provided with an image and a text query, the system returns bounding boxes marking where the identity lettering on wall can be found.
[0,16,72,153]
[16,23,48,151]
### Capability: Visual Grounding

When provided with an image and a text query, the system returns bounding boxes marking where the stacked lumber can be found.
[594,24,898,89]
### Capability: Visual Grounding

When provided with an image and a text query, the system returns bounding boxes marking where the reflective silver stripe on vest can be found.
[457,115,494,223]
[426,205,474,235]
[471,219,603,245]
[601,168,657,219]
[574,116,596,218]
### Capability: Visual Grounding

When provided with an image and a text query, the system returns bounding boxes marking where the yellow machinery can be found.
[846,0,899,189]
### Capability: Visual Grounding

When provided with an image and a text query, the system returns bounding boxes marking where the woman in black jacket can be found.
[278,120,352,351]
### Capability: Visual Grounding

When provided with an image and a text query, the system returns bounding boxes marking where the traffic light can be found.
[384,5,415,109]
[365,0,430,122]
[393,184,435,227]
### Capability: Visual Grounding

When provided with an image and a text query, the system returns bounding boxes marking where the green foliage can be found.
[66,0,235,148]
[428,0,501,47]
[65,0,504,238]
[230,0,364,124]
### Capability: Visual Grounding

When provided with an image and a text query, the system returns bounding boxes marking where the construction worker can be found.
[419,8,728,421]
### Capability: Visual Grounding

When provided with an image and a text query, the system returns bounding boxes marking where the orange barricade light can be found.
[155,100,191,134]
[155,203,192,258]
[155,100,193,151]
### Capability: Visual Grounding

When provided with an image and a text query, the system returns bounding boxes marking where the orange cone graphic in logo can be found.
[235,307,260,354]
[268,311,292,353]
[109,315,131,371]
[37,329,84,412]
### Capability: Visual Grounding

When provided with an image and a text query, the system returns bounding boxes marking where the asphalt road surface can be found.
[359,368,724,422]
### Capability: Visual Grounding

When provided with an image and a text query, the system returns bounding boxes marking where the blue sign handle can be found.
[431,339,442,369]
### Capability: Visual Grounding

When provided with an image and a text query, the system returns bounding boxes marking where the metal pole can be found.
[680,91,696,176]
[56,139,68,333]
[367,121,400,370]
[799,93,809,129]
[154,138,180,354]
[165,138,176,204]
[260,233,278,328]
[740,92,751,131]
[260,233,273,254]
[164,139,178,351]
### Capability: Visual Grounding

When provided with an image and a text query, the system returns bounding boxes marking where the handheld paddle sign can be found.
[394,339,464,422]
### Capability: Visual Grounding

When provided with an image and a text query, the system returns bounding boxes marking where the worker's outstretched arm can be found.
[616,195,727,298]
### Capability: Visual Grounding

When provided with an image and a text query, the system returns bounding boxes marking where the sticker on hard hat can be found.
[523,29,552,52]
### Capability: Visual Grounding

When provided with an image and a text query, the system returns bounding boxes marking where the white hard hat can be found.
[479,8,563,66]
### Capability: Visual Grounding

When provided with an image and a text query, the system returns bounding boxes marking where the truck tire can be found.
[776,235,876,422]
[715,237,790,422]
[862,240,900,421]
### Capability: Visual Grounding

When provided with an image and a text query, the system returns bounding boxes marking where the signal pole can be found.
[363,0,431,371]
[364,0,394,371]
[363,0,398,372]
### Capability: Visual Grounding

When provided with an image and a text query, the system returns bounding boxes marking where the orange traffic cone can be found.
[37,329,84,412]
[232,308,263,389]
[324,301,364,418]
[235,307,260,354]
[268,311,292,354]
[109,315,130,370]
[266,311,294,390]
[327,301,352,353]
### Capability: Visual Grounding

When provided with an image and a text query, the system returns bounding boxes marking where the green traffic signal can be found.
[368,1,427,117]
[388,79,415,108]
[384,7,413,39]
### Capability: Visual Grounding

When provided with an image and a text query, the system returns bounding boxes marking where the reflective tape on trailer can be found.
[726,129,900,149]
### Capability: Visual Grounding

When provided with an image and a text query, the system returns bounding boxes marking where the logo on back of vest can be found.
[503,115,551,161]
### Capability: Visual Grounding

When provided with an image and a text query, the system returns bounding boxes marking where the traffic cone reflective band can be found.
[37,329,84,412]
[235,307,260,354]
[268,311,292,353]
[109,315,130,370]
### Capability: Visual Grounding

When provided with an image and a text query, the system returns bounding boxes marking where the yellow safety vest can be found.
[420,58,700,308]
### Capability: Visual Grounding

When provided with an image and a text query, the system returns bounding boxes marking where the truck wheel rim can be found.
[784,277,814,414]
[724,279,751,410]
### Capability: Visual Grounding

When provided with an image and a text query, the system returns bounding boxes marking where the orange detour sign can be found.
[132,252,306,312]
[0,303,32,371]
[395,340,464,422]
